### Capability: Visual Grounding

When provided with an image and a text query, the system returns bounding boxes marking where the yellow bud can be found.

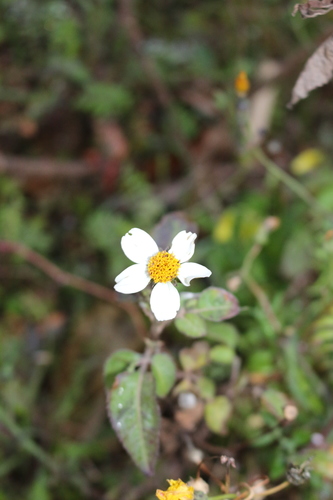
[234,71,250,96]
[291,148,325,176]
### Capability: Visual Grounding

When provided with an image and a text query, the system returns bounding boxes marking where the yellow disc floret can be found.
[148,251,180,284]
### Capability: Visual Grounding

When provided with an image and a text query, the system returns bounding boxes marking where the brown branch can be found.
[0,240,147,339]
[0,154,96,179]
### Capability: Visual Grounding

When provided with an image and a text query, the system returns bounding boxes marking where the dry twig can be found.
[0,240,147,339]
[0,154,96,179]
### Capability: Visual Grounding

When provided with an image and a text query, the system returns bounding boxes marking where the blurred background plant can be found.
[0,0,333,499]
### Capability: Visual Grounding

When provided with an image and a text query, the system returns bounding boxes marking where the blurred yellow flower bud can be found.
[156,479,194,500]
[234,71,250,96]
[290,148,325,175]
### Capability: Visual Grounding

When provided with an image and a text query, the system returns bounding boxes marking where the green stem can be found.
[252,148,323,213]
[209,495,238,500]
[0,405,57,472]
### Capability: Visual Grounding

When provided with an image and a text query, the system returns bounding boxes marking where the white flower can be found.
[114,228,212,321]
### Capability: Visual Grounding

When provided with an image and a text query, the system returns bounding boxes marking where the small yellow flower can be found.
[234,71,250,97]
[156,479,194,500]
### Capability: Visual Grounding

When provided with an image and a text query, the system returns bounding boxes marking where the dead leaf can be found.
[248,60,281,146]
[288,35,333,108]
[174,401,204,431]
[292,0,333,18]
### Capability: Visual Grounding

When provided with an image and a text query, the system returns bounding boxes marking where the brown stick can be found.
[0,240,147,339]
[0,154,96,179]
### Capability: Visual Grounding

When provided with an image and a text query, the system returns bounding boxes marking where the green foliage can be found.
[0,178,51,251]
[151,352,177,397]
[75,83,134,118]
[197,287,240,322]
[107,371,160,475]
[104,349,141,389]
[175,312,207,338]
[1,0,333,497]
[204,396,232,435]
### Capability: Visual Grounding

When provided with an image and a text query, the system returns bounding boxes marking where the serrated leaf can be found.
[104,349,141,389]
[197,287,240,322]
[151,352,177,397]
[175,313,207,338]
[107,371,160,475]
[204,396,232,434]
[209,345,235,365]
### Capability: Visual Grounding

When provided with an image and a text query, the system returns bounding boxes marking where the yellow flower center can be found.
[147,251,180,283]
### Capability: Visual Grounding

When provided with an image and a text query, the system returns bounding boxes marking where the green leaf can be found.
[252,428,283,448]
[206,322,239,347]
[261,389,289,420]
[284,339,324,414]
[175,313,207,338]
[179,341,210,371]
[28,472,51,500]
[312,449,333,480]
[151,353,177,397]
[107,371,160,475]
[196,376,216,400]
[247,350,275,375]
[104,350,141,389]
[76,82,133,118]
[197,287,240,322]
[204,396,232,434]
[209,345,235,365]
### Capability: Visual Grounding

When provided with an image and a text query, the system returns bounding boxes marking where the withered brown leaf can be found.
[288,35,333,108]
[292,0,333,18]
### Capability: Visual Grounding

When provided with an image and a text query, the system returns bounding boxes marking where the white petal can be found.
[114,264,150,294]
[177,262,212,287]
[121,228,159,264]
[150,282,181,321]
[169,230,197,263]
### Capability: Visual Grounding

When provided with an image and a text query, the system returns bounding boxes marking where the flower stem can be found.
[252,148,323,214]
[255,480,290,497]
[209,495,238,500]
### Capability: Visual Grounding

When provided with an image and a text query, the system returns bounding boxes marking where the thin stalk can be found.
[209,495,238,500]
[252,148,322,212]
[256,480,290,497]
[0,405,57,472]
